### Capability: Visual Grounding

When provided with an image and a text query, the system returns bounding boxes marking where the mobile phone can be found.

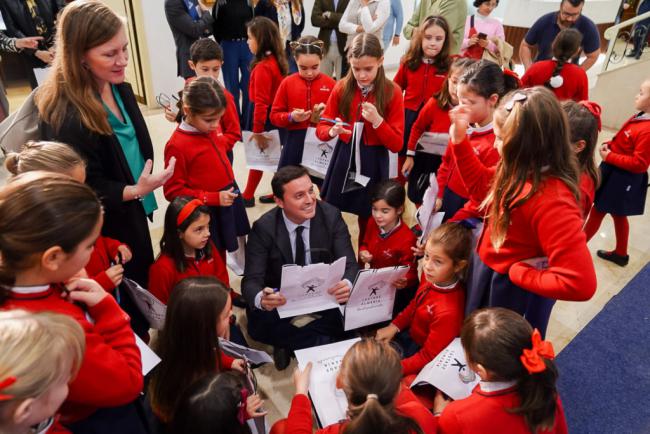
[477,33,487,40]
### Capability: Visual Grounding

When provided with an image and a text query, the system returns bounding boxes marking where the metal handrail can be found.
[602,10,650,72]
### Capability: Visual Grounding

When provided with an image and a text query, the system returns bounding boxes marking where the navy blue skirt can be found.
[400,108,421,156]
[440,187,468,222]
[278,128,307,169]
[210,182,251,252]
[466,255,556,337]
[407,153,443,204]
[594,162,648,216]
[321,139,391,218]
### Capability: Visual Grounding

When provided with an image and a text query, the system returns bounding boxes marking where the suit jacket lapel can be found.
[275,208,294,264]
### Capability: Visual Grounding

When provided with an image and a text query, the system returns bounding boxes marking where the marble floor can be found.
[2,76,649,426]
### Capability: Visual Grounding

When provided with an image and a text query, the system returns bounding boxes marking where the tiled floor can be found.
[2,72,649,426]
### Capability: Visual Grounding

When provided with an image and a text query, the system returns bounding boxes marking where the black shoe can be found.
[242,197,255,208]
[597,250,629,267]
[273,347,291,371]
[231,292,248,308]
[259,194,275,204]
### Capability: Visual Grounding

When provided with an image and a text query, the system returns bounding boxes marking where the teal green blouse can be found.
[105,85,157,215]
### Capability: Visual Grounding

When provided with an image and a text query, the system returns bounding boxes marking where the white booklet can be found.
[218,338,273,366]
[415,174,445,244]
[276,257,346,319]
[243,130,282,171]
[134,334,161,376]
[301,127,337,178]
[343,265,409,331]
[294,338,361,428]
[416,131,450,156]
[410,338,479,400]
[120,278,167,330]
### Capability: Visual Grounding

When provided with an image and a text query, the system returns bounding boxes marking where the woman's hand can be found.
[376,323,399,342]
[163,106,178,122]
[402,156,414,177]
[361,102,383,127]
[359,250,373,264]
[231,359,246,373]
[246,394,268,418]
[116,245,132,264]
[135,158,176,196]
[105,264,125,287]
[293,362,313,395]
[449,105,471,145]
[328,118,352,137]
[291,108,312,123]
[477,38,488,49]
[251,133,270,150]
[15,36,42,50]
[219,187,238,207]
[62,278,108,308]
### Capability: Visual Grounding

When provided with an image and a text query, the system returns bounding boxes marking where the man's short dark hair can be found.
[190,38,224,63]
[473,0,499,8]
[562,0,584,7]
[272,166,309,199]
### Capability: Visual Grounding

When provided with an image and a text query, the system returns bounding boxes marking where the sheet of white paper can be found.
[352,122,370,187]
[416,132,450,156]
[135,334,161,376]
[120,278,167,329]
[218,338,273,365]
[295,338,360,428]
[277,257,346,318]
[344,266,409,331]
[33,68,51,87]
[411,338,479,400]
[415,175,444,243]
[301,127,337,178]
[243,130,282,171]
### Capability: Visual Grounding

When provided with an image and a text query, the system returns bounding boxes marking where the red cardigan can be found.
[249,55,285,133]
[85,235,125,291]
[163,126,235,206]
[359,219,419,288]
[521,60,588,102]
[578,171,595,220]
[392,279,465,376]
[603,114,650,174]
[281,393,438,434]
[316,80,405,153]
[270,72,335,130]
[393,61,447,111]
[439,385,568,434]
[406,97,451,155]
[3,286,143,423]
[148,241,229,304]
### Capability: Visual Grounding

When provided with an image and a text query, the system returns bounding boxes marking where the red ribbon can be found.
[503,68,522,88]
[237,388,249,425]
[520,329,555,374]
[176,199,204,227]
[578,100,603,132]
[0,376,17,400]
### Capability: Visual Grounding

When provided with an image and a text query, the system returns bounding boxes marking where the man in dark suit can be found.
[242,166,359,369]
[164,0,214,79]
[311,0,350,79]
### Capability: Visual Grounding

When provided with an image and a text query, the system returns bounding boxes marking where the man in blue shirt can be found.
[519,0,601,71]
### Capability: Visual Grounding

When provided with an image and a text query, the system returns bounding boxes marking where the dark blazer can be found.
[242,201,359,304]
[164,0,214,78]
[311,0,350,55]
[254,0,305,41]
[39,83,155,287]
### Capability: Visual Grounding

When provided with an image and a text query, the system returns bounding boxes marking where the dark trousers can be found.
[65,399,150,434]
[394,330,420,359]
[221,40,252,123]
[632,0,650,57]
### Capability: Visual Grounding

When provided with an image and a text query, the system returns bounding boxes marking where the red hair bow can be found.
[0,376,17,400]
[579,100,603,132]
[237,388,249,425]
[520,329,555,374]
[503,68,522,88]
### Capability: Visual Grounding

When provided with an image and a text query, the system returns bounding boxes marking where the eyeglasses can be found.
[559,8,581,19]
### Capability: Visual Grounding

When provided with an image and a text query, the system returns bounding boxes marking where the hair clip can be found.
[520,329,555,374]
[365,393,378,402]
[579,100,603,132]
[504,92,527,111]
[237,388,249,425]
[0,376,17,401]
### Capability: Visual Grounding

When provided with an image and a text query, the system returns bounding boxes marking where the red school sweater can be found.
[521,60,588,102]
[392,279,465,376]
[163,125,235,206]
[85,235,126,291]
[315,80,405,152]
[249,55,285,133]
[578,171,595,220]
[270,72,335,130]
[393,61,447,111]
[406,97,451,155]
[358,219,419,288]
[281,393,438,434]
[439,385,568,434]
[603,113,650,174]
[148,241,229,304]
[3,286,143,423]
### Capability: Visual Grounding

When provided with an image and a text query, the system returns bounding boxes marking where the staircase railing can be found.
[602,10,650,71]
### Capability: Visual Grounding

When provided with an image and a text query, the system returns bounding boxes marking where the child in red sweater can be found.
[376,222,472,377]
[435,308,568,434]
[449,87,597,336]
[394,15,451,184]
[164,77,250,271]
[562,100,602,220]
[0,310,85,434]
[0,174,144,432]
[241,16,288,207]
[359,180,419,314]
[270,35,335,172]
[149,196,229,304]
[521,29,588,102]
[584,78,650,266]
[148,276,248,424]
[272,339,437,434]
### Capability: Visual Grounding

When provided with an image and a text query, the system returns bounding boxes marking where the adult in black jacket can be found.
[165,0,214,78]
[242,166,358,369]
[311,0,350,79]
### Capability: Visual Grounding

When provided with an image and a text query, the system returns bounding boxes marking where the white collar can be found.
[479,380,517,392]
[10,285,50,294]
[282,211,311,234]
[636,112,650,120]
[379,219,401,236]
[467,121,493,135]
[179,120,200,132]
[432,279,459,290]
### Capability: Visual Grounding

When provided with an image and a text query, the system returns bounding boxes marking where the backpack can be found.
[0,88,40,156]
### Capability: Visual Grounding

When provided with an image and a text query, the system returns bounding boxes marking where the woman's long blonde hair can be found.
[36,0,125,135]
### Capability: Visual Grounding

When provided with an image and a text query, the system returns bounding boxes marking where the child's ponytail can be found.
[515,358,560,432]
[562,100,601,189]
[546,29,582,90]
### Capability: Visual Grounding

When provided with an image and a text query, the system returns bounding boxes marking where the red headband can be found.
[520,329,555,374]
[176,199,204,227]
[0,376,17,401]
[503,68,522,88]
[578,100,603,132]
